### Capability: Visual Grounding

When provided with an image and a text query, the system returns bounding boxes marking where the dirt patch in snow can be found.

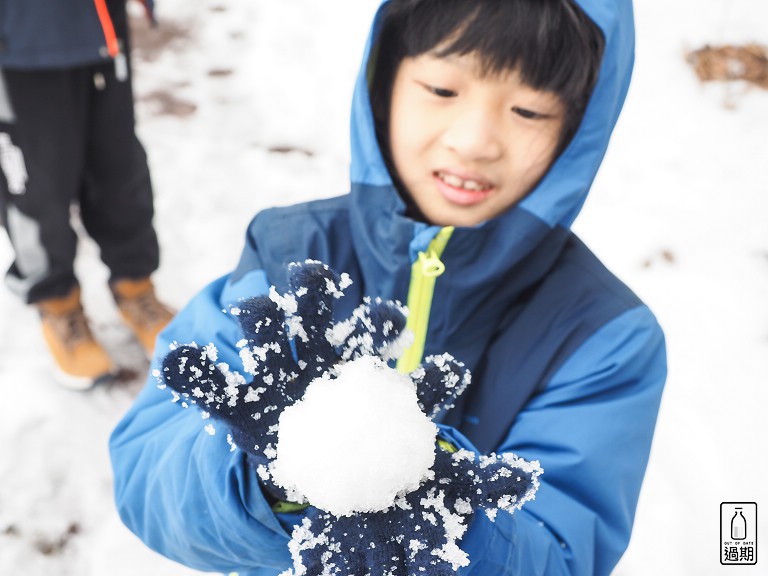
[129,14,193,62]
[138,90,198,117]
[33,523,81,557]
[687,44,768,89]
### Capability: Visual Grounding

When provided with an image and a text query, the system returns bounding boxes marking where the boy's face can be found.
[389,51,565,227]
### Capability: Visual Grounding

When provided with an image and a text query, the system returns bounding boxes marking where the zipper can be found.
[397,226,454,373]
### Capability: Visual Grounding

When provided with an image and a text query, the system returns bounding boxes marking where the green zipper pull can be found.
[418,250,446,277]
[397,227,454,373]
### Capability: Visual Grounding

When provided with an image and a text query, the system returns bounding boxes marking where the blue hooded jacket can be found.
[110,0,666,574]
[0,0,154,68]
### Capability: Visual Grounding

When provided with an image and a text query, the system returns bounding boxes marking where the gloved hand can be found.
[160,260,415,499]
[159,260,541,575]
[287,446,540,576]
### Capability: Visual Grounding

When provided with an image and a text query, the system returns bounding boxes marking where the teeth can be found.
[438,172,490,192]
[442,173,464,188]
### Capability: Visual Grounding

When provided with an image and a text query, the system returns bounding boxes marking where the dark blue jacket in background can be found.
[110,0,667,574]
[0,0,154,68]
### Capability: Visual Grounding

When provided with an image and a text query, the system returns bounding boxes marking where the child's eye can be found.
[426,85,457,98]
[512,106,545,120]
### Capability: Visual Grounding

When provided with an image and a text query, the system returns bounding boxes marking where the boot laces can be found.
[120,289,170,329]
[47,308,93,348]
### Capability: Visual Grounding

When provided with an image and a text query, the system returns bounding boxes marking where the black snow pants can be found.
[0,29,159,304]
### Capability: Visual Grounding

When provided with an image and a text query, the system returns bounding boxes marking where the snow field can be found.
[0,0,766,573]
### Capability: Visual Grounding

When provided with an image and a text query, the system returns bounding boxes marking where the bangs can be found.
[370,0,605,169]
[380,0,604,110]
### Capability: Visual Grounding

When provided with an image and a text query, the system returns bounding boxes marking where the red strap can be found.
[93,0,120,57]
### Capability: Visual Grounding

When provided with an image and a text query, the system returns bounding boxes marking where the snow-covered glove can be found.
[285,446,540,576]
[158,260,542,575]
[158,260,463,500]
[273,313,541,575]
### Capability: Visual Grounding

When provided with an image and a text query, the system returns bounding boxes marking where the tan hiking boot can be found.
[111,277,174,355]
[37,287,114,390]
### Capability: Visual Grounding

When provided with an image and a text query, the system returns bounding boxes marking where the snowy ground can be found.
[1,0,766,574]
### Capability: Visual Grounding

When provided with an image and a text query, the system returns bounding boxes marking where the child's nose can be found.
[441,108,503,162]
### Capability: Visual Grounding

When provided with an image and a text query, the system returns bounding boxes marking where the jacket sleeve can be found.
[453,305,667,576]
[109,270,295,574]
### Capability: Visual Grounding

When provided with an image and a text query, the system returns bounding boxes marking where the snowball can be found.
[271,356,437,516]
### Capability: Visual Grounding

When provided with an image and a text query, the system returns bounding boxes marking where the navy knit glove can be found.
[159,261,541,574]
[159,261,464,498]
[286,447,540,576]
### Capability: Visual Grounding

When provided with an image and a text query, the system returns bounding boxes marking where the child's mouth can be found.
[434,170,494,206]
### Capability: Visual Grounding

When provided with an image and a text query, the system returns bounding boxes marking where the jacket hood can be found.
[342,0,635,371]
[348,0,635,230]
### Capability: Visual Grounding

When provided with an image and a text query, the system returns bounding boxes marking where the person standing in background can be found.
[0,0,173,390]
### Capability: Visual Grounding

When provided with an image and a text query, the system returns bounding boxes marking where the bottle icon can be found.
[731,508,747,540]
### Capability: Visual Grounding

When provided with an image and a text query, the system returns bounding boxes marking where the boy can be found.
[0,0,172,389]
[111,0,666,574]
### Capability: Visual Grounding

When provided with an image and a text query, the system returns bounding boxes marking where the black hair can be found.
[370,0,605,165]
